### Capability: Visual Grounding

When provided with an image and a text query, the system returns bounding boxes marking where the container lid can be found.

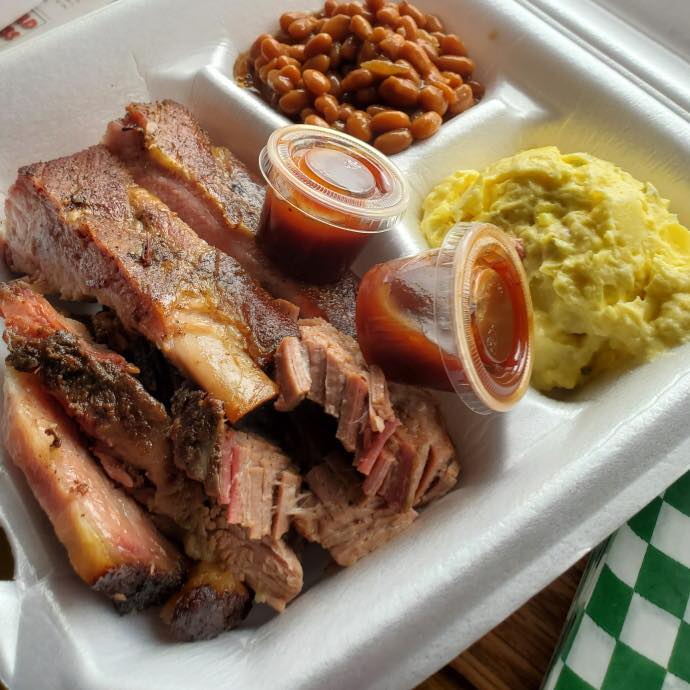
[526,0,690,116]
[434,222,534,413]
[259,124,409,233]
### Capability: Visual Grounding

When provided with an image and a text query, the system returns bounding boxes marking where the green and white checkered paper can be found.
[543,471,690,690]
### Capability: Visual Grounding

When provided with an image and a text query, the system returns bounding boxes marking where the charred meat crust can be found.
[300,275,358,338]
[106,99,357,337]
[6,329,170,451]
[162,583,252,641]
[161,564,252,641]
[170,386,225,494]
[3,146,294,366]
[94,561,186,614]
[88,309,185,408]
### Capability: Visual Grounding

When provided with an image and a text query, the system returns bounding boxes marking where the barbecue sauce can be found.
[257,125,408,285]
[356,223,533,412]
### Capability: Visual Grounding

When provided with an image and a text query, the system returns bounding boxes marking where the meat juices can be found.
[1,368,185,613]
[2,145,298,421]
[104,99,360,336]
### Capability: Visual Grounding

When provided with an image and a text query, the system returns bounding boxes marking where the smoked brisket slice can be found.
[2,368,185,613]
[171,387,302,540]
[275,318,397,453]
[293,453,417,566]
[274,318,460,511]
[223,429,302,541]
[2,145,297,421]
[274,318,401,472]
[184,507,303,612]
[375,384,460,511]
[389,386,459,507]
[104,99,357,336]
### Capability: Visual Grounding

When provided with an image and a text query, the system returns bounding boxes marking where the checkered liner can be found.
[543,471,690,690]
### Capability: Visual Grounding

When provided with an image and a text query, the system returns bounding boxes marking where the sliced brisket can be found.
[170,386,302,540]
[223,429,302,540]
[274,318,460,511]
[184,508,303,612]
[293,453,417,566]
[380,384,460,510]
[274,318,397,454]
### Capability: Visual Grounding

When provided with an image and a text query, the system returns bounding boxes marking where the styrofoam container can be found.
[0,1,689,688]
[0,0,35,32]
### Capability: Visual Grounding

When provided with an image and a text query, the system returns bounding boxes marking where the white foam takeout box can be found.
[0,1,689,688]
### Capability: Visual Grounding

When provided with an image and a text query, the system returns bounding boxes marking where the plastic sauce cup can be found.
[356,222,534,413]
[257,124,409,285]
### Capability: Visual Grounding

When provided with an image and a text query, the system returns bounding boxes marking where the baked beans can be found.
[374,128,413,154]
[410,110,442,139]
[237,0,483,154]
[370,109,411,132]
[345,110,373,141]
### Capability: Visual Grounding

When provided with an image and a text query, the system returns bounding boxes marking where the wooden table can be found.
[417,560,586,690]
[0,526,585,690]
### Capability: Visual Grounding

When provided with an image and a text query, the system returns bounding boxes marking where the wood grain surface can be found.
[417,559,587,690]
[0,526,585,690]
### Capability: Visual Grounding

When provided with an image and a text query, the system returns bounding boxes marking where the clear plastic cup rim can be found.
[259,124,409,233]
[434,222,534,414]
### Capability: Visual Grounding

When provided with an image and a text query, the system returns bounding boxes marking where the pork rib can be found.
[1,368,185,612]
[104,99,358,336]
[2,145,297,421]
